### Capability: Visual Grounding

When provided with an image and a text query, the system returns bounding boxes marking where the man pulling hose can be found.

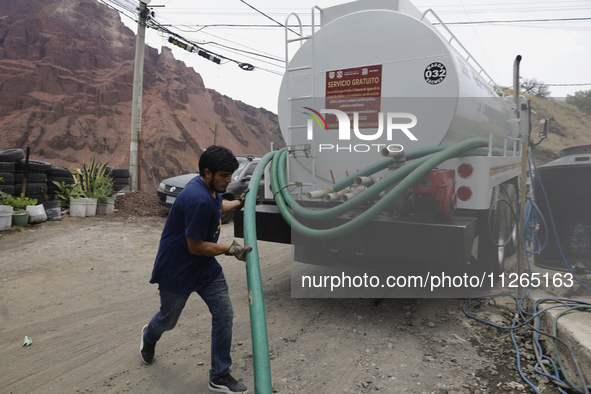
[141,145,251,393]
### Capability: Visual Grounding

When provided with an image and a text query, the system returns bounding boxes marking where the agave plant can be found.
[74,157,111,198]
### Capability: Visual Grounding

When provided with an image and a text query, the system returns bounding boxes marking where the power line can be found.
[545,83,591,86]
[147,15,591,29]
[238,0,301,36]
[441,17,591,25]
[147,18,256,70]
[457,0,500,83]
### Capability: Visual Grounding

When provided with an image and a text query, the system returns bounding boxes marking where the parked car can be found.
[156,155,264,223]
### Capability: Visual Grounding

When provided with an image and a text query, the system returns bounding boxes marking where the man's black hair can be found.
[199,145,239,176]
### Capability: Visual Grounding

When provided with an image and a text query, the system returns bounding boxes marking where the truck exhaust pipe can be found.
[513,55,522,118]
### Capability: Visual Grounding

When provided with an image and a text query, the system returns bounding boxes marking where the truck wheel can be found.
[479,186,510,276]
[502,183,519,256]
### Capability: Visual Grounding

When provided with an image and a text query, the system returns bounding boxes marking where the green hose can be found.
[330,145,448,192]
[270,138,490,239]
[242,150,276,394]
[276,148,431,220]
[276,146,516,221]
[241,137,504,392]
[317,145,515,193]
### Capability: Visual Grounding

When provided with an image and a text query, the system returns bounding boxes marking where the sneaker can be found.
[209,373,248,393]
[140,325,155,365]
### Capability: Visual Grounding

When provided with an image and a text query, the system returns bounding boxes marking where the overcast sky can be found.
[112,0,591,113]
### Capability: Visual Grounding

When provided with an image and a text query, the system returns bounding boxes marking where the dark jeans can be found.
[143,272,234,380]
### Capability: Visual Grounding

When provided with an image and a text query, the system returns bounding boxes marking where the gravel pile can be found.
[114,191,169,218]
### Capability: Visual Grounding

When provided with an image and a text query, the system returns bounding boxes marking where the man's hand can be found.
[225,240,252,261]
[239,189,261,207]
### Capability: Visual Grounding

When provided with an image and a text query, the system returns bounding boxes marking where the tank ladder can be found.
[420,9,506,99]
[284,7,323,194]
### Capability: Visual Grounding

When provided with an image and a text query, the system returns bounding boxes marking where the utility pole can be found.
[214,124,219,146]
[130,0,151,192]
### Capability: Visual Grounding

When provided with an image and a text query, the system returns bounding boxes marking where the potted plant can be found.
[90,174,113,216]
[52,181,85,210]
[0,192,37,227]
[96,194,108,215]
[74,157,115,217]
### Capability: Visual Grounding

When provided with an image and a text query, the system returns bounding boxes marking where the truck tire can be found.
[110,168,130,178]
[0,149,25,162]
[25,194,44,203]
[0,162,15,172]
[478,185,511,277]
[502,183,519,256]
[48,176,75,186]
[47,168,72,178]
[15,159,52,172]
[0,184,14,195]
[14,172,47,184]
[0,172,15,185]
[13,183,46,195]
[113,184,128,192]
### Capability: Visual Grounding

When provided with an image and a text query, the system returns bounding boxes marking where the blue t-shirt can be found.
[150,176,223,293]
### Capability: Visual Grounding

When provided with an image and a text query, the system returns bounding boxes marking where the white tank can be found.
[278,0,519,191]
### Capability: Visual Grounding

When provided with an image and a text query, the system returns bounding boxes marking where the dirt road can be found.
[0,213,558,393]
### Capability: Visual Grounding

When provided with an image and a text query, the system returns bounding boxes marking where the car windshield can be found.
[231,161,248,182]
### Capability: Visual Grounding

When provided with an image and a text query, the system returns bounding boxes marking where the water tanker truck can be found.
[235,0,544,296]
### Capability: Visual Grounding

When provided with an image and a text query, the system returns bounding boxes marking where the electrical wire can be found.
[464,148,591,393]
[97,0,284,73]
[438,17,591,25]
[238,0,301,36]
[97,0,139,23]
[146,18,257,71]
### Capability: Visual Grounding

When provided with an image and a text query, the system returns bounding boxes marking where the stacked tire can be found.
[13,171,47,202]
[107,168,130,192]
[46,167,75,201]
[1,149,52,202]
[0,149,21,196]
[13,158,52,202]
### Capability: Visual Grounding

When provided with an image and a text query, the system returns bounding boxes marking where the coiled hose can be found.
[242,138,496,392]
[269,138,489,239]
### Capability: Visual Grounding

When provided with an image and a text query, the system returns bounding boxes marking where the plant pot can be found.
[70,198,86,217]
[27,204,47,224]
[43,201,62,221]
[106,197,115,215]
[0,205,13,231]
[96,203,107,215]
[85,198,97,217]
[12,210,29,227]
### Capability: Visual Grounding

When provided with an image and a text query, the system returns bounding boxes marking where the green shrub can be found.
[52,181,85,209]
[0,192,37,211]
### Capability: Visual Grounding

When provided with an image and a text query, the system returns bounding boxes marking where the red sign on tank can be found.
[325,65,382,130]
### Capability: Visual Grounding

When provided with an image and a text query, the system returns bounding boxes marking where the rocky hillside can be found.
[527,95,591,164]
[0,0,284,191]
[498,89,591,164]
